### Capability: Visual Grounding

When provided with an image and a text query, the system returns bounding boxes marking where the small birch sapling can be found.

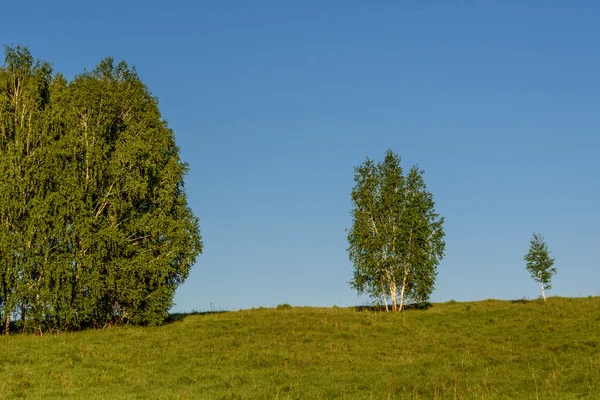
[524,233,556,303]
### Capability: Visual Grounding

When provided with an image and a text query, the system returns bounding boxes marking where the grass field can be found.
[0,297,598,399]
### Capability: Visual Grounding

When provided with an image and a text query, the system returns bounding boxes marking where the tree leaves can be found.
[0,46,202,333]
[348,150,445,311]
[524,233,556,301]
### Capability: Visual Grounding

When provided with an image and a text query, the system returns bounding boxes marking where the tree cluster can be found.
[348,151,559,309]
[0,46,202,333]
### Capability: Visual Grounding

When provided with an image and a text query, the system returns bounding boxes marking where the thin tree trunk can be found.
[399,231,414,312]
[399,285,406,312]
[380,275,389,312]
[3,279,9,335]
[381,289,389,312]
[390,279,397,311]
[4,294,9,336]
[399,265,410,312]
[20,303,25,333]
[541,282,546,303]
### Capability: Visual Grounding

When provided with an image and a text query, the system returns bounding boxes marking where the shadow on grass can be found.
[166,310,229,324]
[510,298,531,304]
[355,302,433,312]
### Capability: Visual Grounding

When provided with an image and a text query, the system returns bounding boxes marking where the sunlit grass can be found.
[0,297,598,399]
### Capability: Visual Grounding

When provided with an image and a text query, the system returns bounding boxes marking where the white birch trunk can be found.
[382,290,389,312]
[541,282,546,303]
[390,280,397,311]
[399,265,410,312]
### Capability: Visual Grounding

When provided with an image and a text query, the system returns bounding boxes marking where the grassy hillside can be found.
[0,297,598,399]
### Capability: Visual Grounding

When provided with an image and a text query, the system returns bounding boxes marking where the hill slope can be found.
[0,297,598,399]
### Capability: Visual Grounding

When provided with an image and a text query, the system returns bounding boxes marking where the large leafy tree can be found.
[348,150,445,311]
[524,233,556,303]
[0,45,202,333]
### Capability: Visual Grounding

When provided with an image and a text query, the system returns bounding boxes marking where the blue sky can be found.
[3,1,599,311]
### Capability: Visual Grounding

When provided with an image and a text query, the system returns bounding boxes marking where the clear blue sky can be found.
[3,1,599,312]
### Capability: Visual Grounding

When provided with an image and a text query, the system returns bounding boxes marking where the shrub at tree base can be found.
[0,46,202,333]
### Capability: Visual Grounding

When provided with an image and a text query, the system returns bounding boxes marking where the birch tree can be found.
[524,233,556,303]
[348,150,445,311]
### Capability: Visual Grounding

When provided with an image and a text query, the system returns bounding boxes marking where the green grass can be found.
[0,297,599,399]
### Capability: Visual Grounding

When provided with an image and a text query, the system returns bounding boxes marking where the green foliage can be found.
[0,45,202,333]
[276,303,292,310]
[347,150,445,311]
[0,297,598,398]
[524,233,556,301]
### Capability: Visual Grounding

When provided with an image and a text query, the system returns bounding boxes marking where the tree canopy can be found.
[348,150,445,311]
[0,45,202,333]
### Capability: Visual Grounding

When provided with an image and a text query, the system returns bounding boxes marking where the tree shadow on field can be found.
[166,310,229,324]
[510,298,531,304]
[354,302,433,312]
